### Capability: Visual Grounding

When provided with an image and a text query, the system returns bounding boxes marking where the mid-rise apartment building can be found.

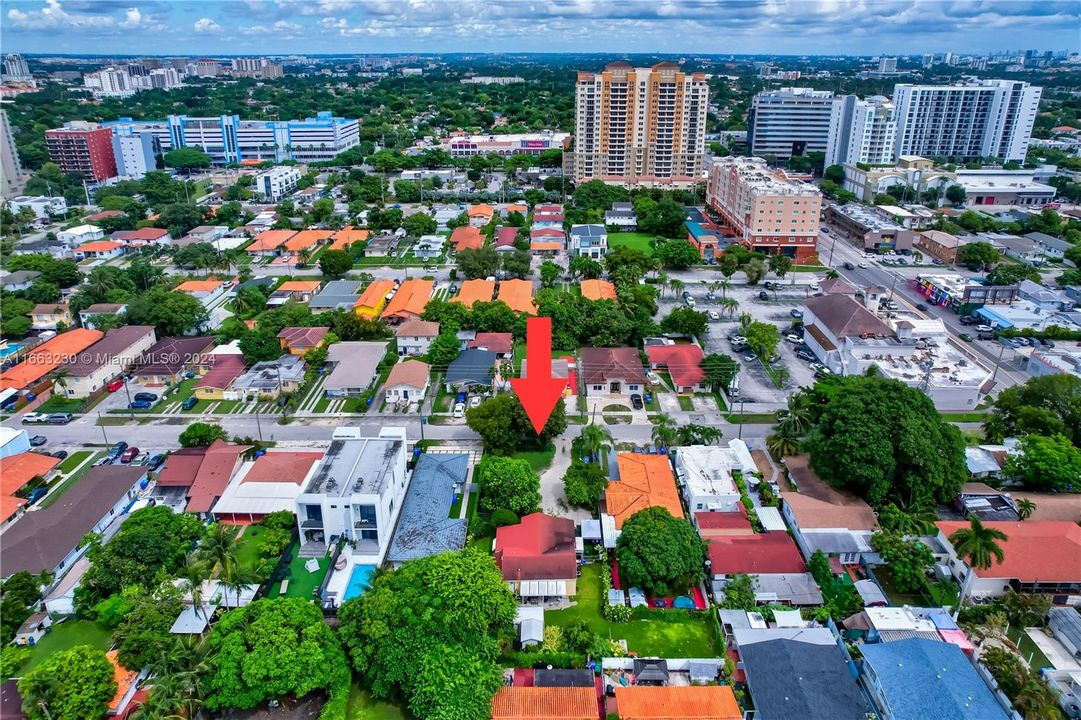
[83,67,136,98]
[825,95,897,167]
[747,87,835,160]
[104,111,359,164]
[706,156,822,263]
[255,166,302,202]
[230,57,284,79]
[3,54,31,81]
[45,122,118,182]
[571,62,708,188]
[892,80,1041,162]
[112,133,158,179]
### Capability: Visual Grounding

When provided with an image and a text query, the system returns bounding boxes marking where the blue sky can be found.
[3,0,1079,56]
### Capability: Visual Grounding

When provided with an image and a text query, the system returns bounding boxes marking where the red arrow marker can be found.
[510,316,567,434]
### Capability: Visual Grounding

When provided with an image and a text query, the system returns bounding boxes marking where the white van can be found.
[727,375,740,396]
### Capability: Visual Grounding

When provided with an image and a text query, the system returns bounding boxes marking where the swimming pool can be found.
[0,343,23,359]
[342,564,376,601]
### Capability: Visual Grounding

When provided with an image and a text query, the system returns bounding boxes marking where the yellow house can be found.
[354,279,394,319]
[29,304,72,331]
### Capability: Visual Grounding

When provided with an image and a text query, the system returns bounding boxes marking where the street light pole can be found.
[738,399,746,440]
[98,413,109,445]
[989,341,1008,389]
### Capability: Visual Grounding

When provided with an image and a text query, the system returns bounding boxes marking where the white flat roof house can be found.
[673,440,756,513]
[293,427,409,566]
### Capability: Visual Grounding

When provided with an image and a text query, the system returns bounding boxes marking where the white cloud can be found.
[120,8,141,28]
[194,17,223,33]
[7,0,116,29]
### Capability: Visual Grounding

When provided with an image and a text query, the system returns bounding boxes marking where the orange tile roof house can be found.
[329,226,370,252]
[615,685,742,720]
[355,279,395,319]
[497,279,537,314]
[451,226,484,252]
[1,451,61,524]
[581,279,617,301]
[277,326,329,355]
[247,229,296,254]
[119,226,171,246]
[468,203,495,227]
[381,279,434,323]
[491,686,597,720]
[395,320,441,356]
[174,279,227,303]
[106,650,143,716]
[453,279,496,308]
[936,520,1081,597]
[74,240,125,259]
[282,229,333,255]
[0,328,104,391]
[384,359,430,403]
[607,453,684,528]
[530,228,565,253]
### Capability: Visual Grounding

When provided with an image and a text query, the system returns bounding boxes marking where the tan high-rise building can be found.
[571,62,708,188]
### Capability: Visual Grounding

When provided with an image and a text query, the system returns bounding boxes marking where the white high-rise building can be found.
[572,61,709,188]
[878,57,898,73]
[747,87,836,160]
[148,68,182,90]
[826,95,897,167]
[893,80,1042,162]
[83,67,136,98]
[1,110,24,196]
[3,54,31,81]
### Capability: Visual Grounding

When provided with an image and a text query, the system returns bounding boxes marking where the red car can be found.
[107,380,124,392]
[120,447,140,463]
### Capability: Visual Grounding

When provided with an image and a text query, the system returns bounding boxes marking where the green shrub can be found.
[603,603,632,623]
[490,509,520,527]
[1,645,30,681]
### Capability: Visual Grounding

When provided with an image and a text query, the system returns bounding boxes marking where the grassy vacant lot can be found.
[1008,627,1053,670]
[346,685,408,720]
[608,232,659,255]
[517,444,556,473]
[57,450,92,474]
[23,620,112,672]
[547,564,719,657]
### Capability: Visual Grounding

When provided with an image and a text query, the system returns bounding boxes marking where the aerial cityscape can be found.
[1,1,1081,719]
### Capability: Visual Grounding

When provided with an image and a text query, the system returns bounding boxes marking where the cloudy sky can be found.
[3,0,1079,56]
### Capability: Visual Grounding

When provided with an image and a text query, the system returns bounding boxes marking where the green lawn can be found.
[346,685,409,720]
[39,452,106,509]
[1008,627,1053,670]
[234,525,267,572]
[608,232,661,256]
[34,396,83,414]
[518,444,556,473]
[547,565,719,657]
[873,567,926,607]
[57,450,92,474]
[677,396,694,411]
[267,543,330,601]
[23,620,112,672]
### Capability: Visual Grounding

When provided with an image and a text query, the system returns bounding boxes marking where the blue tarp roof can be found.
[860,638,1009,720]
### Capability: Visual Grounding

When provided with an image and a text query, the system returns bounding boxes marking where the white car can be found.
[684,296,696,307]
[785,334,801,344]
[452,403,466,418]
[646,371,661,385]
[708,310,720,321]
[20,412,47,424]
[808,283,822,293]
[468,396,482,409]
[858,261,868,269]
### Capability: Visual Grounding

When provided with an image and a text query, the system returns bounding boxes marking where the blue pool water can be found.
[0,344,23,359]
[342,564,376,601]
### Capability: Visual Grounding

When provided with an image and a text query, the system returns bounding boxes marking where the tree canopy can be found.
[562,460,607,509]
[178,422,229,447]
[203,597,350,712]
[616,507,706,595]
[338,547,516,720]
[319,249,354,278]
[660,306,708,338]
[806,375,966,509]
[124,286,208,336]
[1004,433,1081,490]
[984,374,1081,447]
[655,240,700,269]
[466,393,567,454]
[476,456,541,516]
[18,645,115,720]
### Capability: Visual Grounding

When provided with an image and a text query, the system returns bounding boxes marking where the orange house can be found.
[247,229,296,255]
[453,279,496,308]
[354,279,395,319]
[496,279,536,314]
[381,279,434,324]
[329,226,370,252]
[451,226,484,252]
[607,453,684,528]
[581,279,617,301]
[281,229,333,260]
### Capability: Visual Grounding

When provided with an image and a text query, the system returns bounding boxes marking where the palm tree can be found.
[718,278,731,299]
[739,312,753,331]
[180,557,210,625]
[669,278,685,298]
[1013,677,1061,718]
[772,366,790,388]
[198,523,239,579]
[51,368,70,398]
[221,564,260,608]
[950,517,1008,571]
[20,674,57,720]
[775,391,811,436]
[721,297,739,318]
[297,248,313,267]
[766,428,800,458]
[657,271,668,297]
[578,422,613,463]
[1015,498,1036,521]
[651,413,678,450]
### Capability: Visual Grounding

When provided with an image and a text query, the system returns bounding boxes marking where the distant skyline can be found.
[2,0,1079,57]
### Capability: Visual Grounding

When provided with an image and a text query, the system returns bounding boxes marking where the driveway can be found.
[538,435,592,522]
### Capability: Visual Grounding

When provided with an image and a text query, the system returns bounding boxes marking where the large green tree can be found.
[124,286,208,336]
[660,306,708,338]
[338,548,515,720]
[744,321,780,359]
[178,422,229,448]
[467,393,568,454]
[1,572,48,645]
[615,507,706,596]
[870,532,935,593]
[319,249,354,278]
[956,242,1000,269]
[476,456,541,515]
[984,374,1081,447]
[807,375,966,508]
[18,645,115,720]
[203,597,349,712]
[164,147,211,172]
[562,460,606,509]
[655,240,700,269]
[1004,433,1081,490]
[456,245,500,279]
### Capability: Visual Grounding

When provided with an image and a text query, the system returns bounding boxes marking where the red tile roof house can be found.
[153,440,251,516]
[468,332,514,357]
[645,343,707,393]
[707,531,807,578]
[495,513,578,598]
[495,226,520,251]
[277,326,329,355]
[580,346,647,397]
[935,520,1081,600]
[116,227,172,247]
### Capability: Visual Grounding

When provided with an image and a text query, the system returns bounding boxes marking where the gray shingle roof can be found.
[386,453,468,563]
[444,349,496,387]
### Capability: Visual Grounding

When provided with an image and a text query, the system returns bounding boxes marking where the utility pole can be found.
[989,341,1007,389]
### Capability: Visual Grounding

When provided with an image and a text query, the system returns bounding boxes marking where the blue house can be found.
[860,637,1009,720]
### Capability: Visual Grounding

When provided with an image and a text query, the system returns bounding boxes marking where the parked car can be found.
[21,412,47,424]
[796,349,815,361]
[646,371,661,385]
[785,333,801,344]
[46,413,73,425]
[975,325,994,334]
[107,380,124,393]
[452,403,465,419]
[468,396,482,409]
[107,442,128,460]
[809,283,822,294]
[684,296,696,307]
[25,487,48,504]
[977,331,996,341]
[630,394,644,410]
[959,333,973,342]
[129,400,153,410]
[858,261,868,269]
[120,447,140,463]
[743,353,757,362]
[1040,339,1056,348]
[959,315,979,325]
[133,392,158,402]
[757,291,769,301]
[132,452,150,466]
[708,310,720,321]
[51,450,68,459]
[181,396,198,411]
[789,309,803,319]
[146,453,167,471]
[814,366,832,378]
[29,435,47,447]
[448,284,458,294]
